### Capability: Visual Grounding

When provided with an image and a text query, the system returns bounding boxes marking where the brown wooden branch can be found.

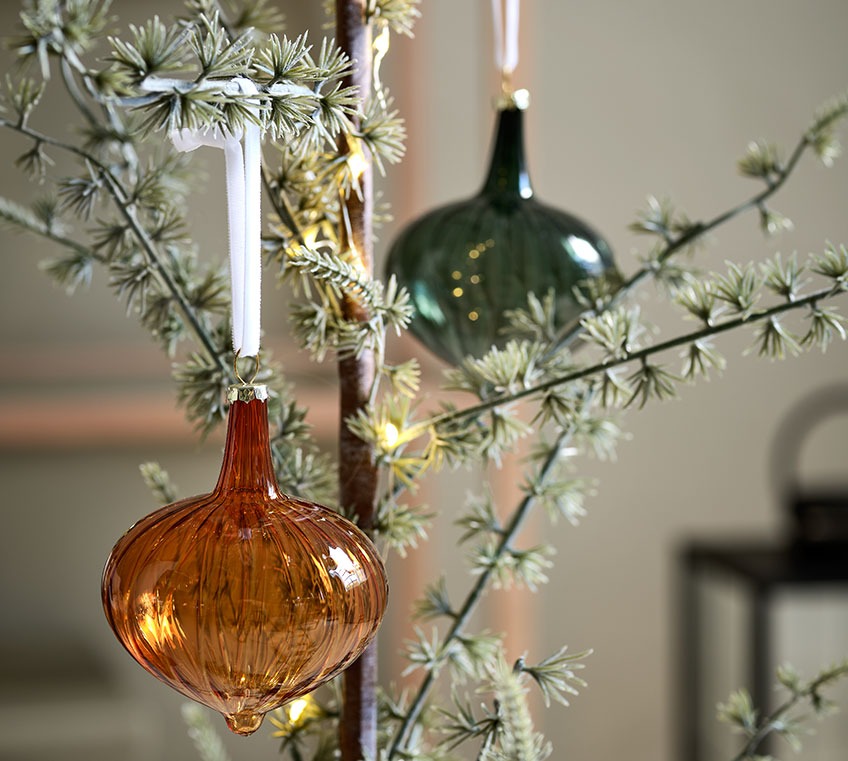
[335,2,379,761]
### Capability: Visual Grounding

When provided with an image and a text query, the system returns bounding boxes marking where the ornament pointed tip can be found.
[225,710,264,736]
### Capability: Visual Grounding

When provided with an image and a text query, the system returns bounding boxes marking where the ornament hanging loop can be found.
[230,351,266,402]
[233,350,261,386]
[500,69,514,99]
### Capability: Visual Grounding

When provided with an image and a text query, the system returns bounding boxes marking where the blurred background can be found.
[0,1,847,760]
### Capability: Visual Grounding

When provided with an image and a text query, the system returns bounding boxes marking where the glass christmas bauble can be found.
[385,93,621,366]
[102,385,388,736]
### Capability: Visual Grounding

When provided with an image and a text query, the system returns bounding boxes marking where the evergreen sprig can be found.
[14,0,111,77]
[287,246,413,360]
[182,704,232,761]
[580,306,645,360]
[629,195,693,242]
[107,15,357,140]
[719,660,848,761]
[806,90,848,166]
[108,17,188,82]
[503,290,559,343]
[518,647,590,708]
[523,475,589,526]
[413,577,455,621]
[138,461,179,505]
[455,494,502,545]
[438,694,500,754]
[253,33,313,82]
[375,496,432,556]
[417,251,847,444]
[811,242,848,285]
[210,0,286,37]
[483,658,552,761]
[681,339,726,381]
[359,93,406,174]
[365,0,422,37]
[444,340,547,399]
[738,140,784,183]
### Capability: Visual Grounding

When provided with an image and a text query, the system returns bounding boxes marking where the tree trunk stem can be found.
[335,3,378,761]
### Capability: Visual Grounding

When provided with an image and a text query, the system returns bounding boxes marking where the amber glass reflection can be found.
[102,392,388,736]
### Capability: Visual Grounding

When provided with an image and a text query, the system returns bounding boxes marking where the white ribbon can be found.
[491,0,520,77]
[170,78,262,358]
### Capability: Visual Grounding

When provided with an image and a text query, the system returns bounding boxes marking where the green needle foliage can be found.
[1,2,847,761]
[719,660,848,761]
[183,703,234,761]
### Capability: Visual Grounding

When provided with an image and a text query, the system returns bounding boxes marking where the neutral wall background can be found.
[0,1,847,760]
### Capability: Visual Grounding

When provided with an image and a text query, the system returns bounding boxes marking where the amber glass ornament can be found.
[385,91,621,366]
[102,385,388,736]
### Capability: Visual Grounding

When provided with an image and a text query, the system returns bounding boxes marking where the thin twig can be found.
[549,135,811,354]
[60,44,140,176]
[4,215,104,264]
[59,56,100,129]
[730,662,848,761]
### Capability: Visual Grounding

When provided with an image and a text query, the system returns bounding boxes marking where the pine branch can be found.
[0,115,227,373]
[549,121,820,354]
[423,282,846,436]
[182,704,232,761]
[721,660,848,761]
[483,659,551,761]
[365,0,422,37]
[56,38,142,176]
[0,195,100,264]
[518,647,589,708]
[387,418,584,758]
[139,461,178,505]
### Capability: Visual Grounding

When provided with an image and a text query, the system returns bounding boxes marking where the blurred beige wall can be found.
[1,1,847,760]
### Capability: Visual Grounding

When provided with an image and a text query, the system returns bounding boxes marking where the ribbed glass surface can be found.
[102,394,388,736]
[386,104,620,366]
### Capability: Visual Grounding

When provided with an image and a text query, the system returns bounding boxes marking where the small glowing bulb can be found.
[270,695,319,737]
[373,24,390,58]
[347,242,368,275]
[347,144,368,181]
[452,287,464,297]
[301,225,319,248]
[382,422,399,449]
[287,698,310,725]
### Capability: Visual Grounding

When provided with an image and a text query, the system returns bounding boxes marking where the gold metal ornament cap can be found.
[495,87,530,112]
[227,384,269,403]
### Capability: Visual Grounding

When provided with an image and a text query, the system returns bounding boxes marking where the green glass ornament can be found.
[385,92,620,366]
